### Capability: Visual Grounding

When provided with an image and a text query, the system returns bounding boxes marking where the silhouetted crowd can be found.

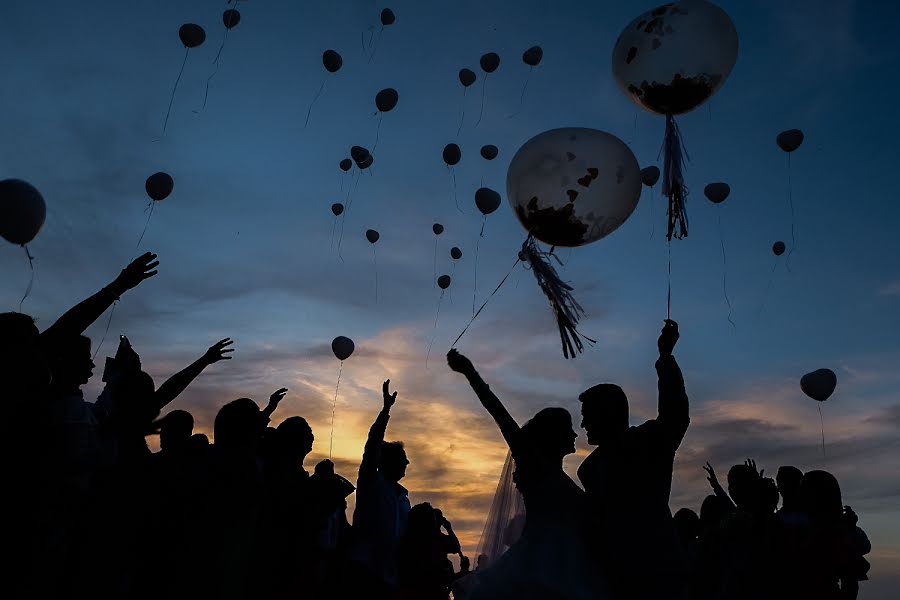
[1,253,871,600]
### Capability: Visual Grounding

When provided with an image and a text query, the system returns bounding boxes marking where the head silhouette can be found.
[114,370,157,432]
[380,440,409,483]
[276,416,314,462]
[801,470,842,525]
[700,494,729,534]
[727,464,759,511]
[407,502,438,537]
[48,335,94,391]
[157,409,194,452]
[214,398,261,453]
[578,383,628,445]
[760,477,780,514]
[521,407,577,459]
[776,465,803,509]
[674,507,700,544]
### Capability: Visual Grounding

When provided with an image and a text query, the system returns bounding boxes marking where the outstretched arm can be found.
[359,380,397,479]
[153,338,234,410]
[261,387,288,421]
[41,253,159,345]
[703,462,736,510]
[655,320,690,448]
[447,350,520,453]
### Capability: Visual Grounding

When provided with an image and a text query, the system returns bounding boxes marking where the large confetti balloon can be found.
[801,369,837,402]
[179,24,206,49]
[612,1,738,116]
[331,336,355,361]
[223,9,241,30]
[506,128,641,247]
[704,182,730,204]
[475,187,502,215]
[772,241,786,256]
[0,179,46,245]
[145,172,174,202]
[459,69,477,87]
[443,143,461,167]
[480,53,500,73]
[375,88,399,112]
[323,50,343,73]
[777,129,804,153]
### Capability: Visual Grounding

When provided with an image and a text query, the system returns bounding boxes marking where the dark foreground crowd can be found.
[1,253,871,600]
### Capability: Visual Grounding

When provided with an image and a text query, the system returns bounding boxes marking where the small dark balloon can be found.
[0,178,46,245]
[365,229,380,244]
[437,275,452,290]
[776,129,804,153]
[339,158,353,172]
[442,143,461,166]
[522,46,543,67]
[475,187,501,215]
[480,52,500,73]
[145,172,174,202]
[459,68,477,87]
[222,9,241,30]
[323,50,343,73]
[432,223,444,235]
[179,24,206,49]
[703,182,731,204]
[640,166,660,187]
[358,154,374,170]
[375,88,399,112]
[480,145,499,160]
[450,247,462,260]
[331,203,344,216]
[381,8,396,26]
[351,146,371,164]
[772,241,786,256]
[331,336,355,361]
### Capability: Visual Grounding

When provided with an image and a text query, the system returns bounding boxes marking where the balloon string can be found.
[93,301,117,360]
[367,27,384,64]
[329,361,343,460]
[337,171,361,260]
[475,74,488,128]
[433,238,438,289]
[450,168,461,213]
[425,291,445,369]
[18,245,35,312]
[457,88,467,136]
[818,404,826,461]
[330,216,337,249]
[786,153,796,269]
[666,240,672,320]
[304,76,327,129]
[452,256,521,348]
[373,246,378,303]
[162,48,190,136]
[473,217,485,316]
[135,201,155,254]
[719,214,735,329]
[506,68,532,119]
[372,113,384,153]
[195,28,229,114]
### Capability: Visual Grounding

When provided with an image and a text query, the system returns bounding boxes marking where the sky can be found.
[2,0,899,596]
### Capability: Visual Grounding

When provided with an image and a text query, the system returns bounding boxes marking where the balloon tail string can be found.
[162,48,190,136]
[372,113,383,152]
[819,404,826,460]
[329,361,343,460]
[457,89,466,136]
[473,218,485,316]
[367,27,383,63]
[425,292,445,369]
[786,154,796,270]
[719,214,735,328]
[135,201,155,254]
[330,216,337,249]
[92,301,117,360]
[667,240,672,320]
[195,29,229,114]
[452,256,521,348]
[433,239,438,289]
[304,76,327,129]
[475,75,488,128]
[506,68,531,119]
[451,168,461,213]
[18,245,35,312]
[373,246,378,303]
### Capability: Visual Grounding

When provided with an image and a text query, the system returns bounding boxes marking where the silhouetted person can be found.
[397,503,459,600]
[448,349,606,599]
[776,465,808,526]
[349,379,410,599]
[155,409,195,454]
[577,320,689,600]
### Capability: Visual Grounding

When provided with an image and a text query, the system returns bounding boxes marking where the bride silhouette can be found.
[447,350,609,600]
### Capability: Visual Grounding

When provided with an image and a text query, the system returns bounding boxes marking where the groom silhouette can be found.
[577,320,689,600]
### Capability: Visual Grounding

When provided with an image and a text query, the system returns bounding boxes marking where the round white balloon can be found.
[612,0,738,116]
[0,179,46,246]
[506,128,641,247]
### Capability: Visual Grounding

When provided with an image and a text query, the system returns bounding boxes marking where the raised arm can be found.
[153,338,234,410]
[655,320,690,447]
[261,387,288,421]
[703,461,736,511]
[447,350,521,453]
[358,379,396,479]
[40,253,159,345]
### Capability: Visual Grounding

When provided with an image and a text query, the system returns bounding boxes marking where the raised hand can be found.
[703,461,721,490]
[658,319,679,357]
[203,338,235,365]
[112,252,159,293]
[383,379,397,409]
[745,458,763,478]
[268,387,288,408]
[447,349,475,376]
